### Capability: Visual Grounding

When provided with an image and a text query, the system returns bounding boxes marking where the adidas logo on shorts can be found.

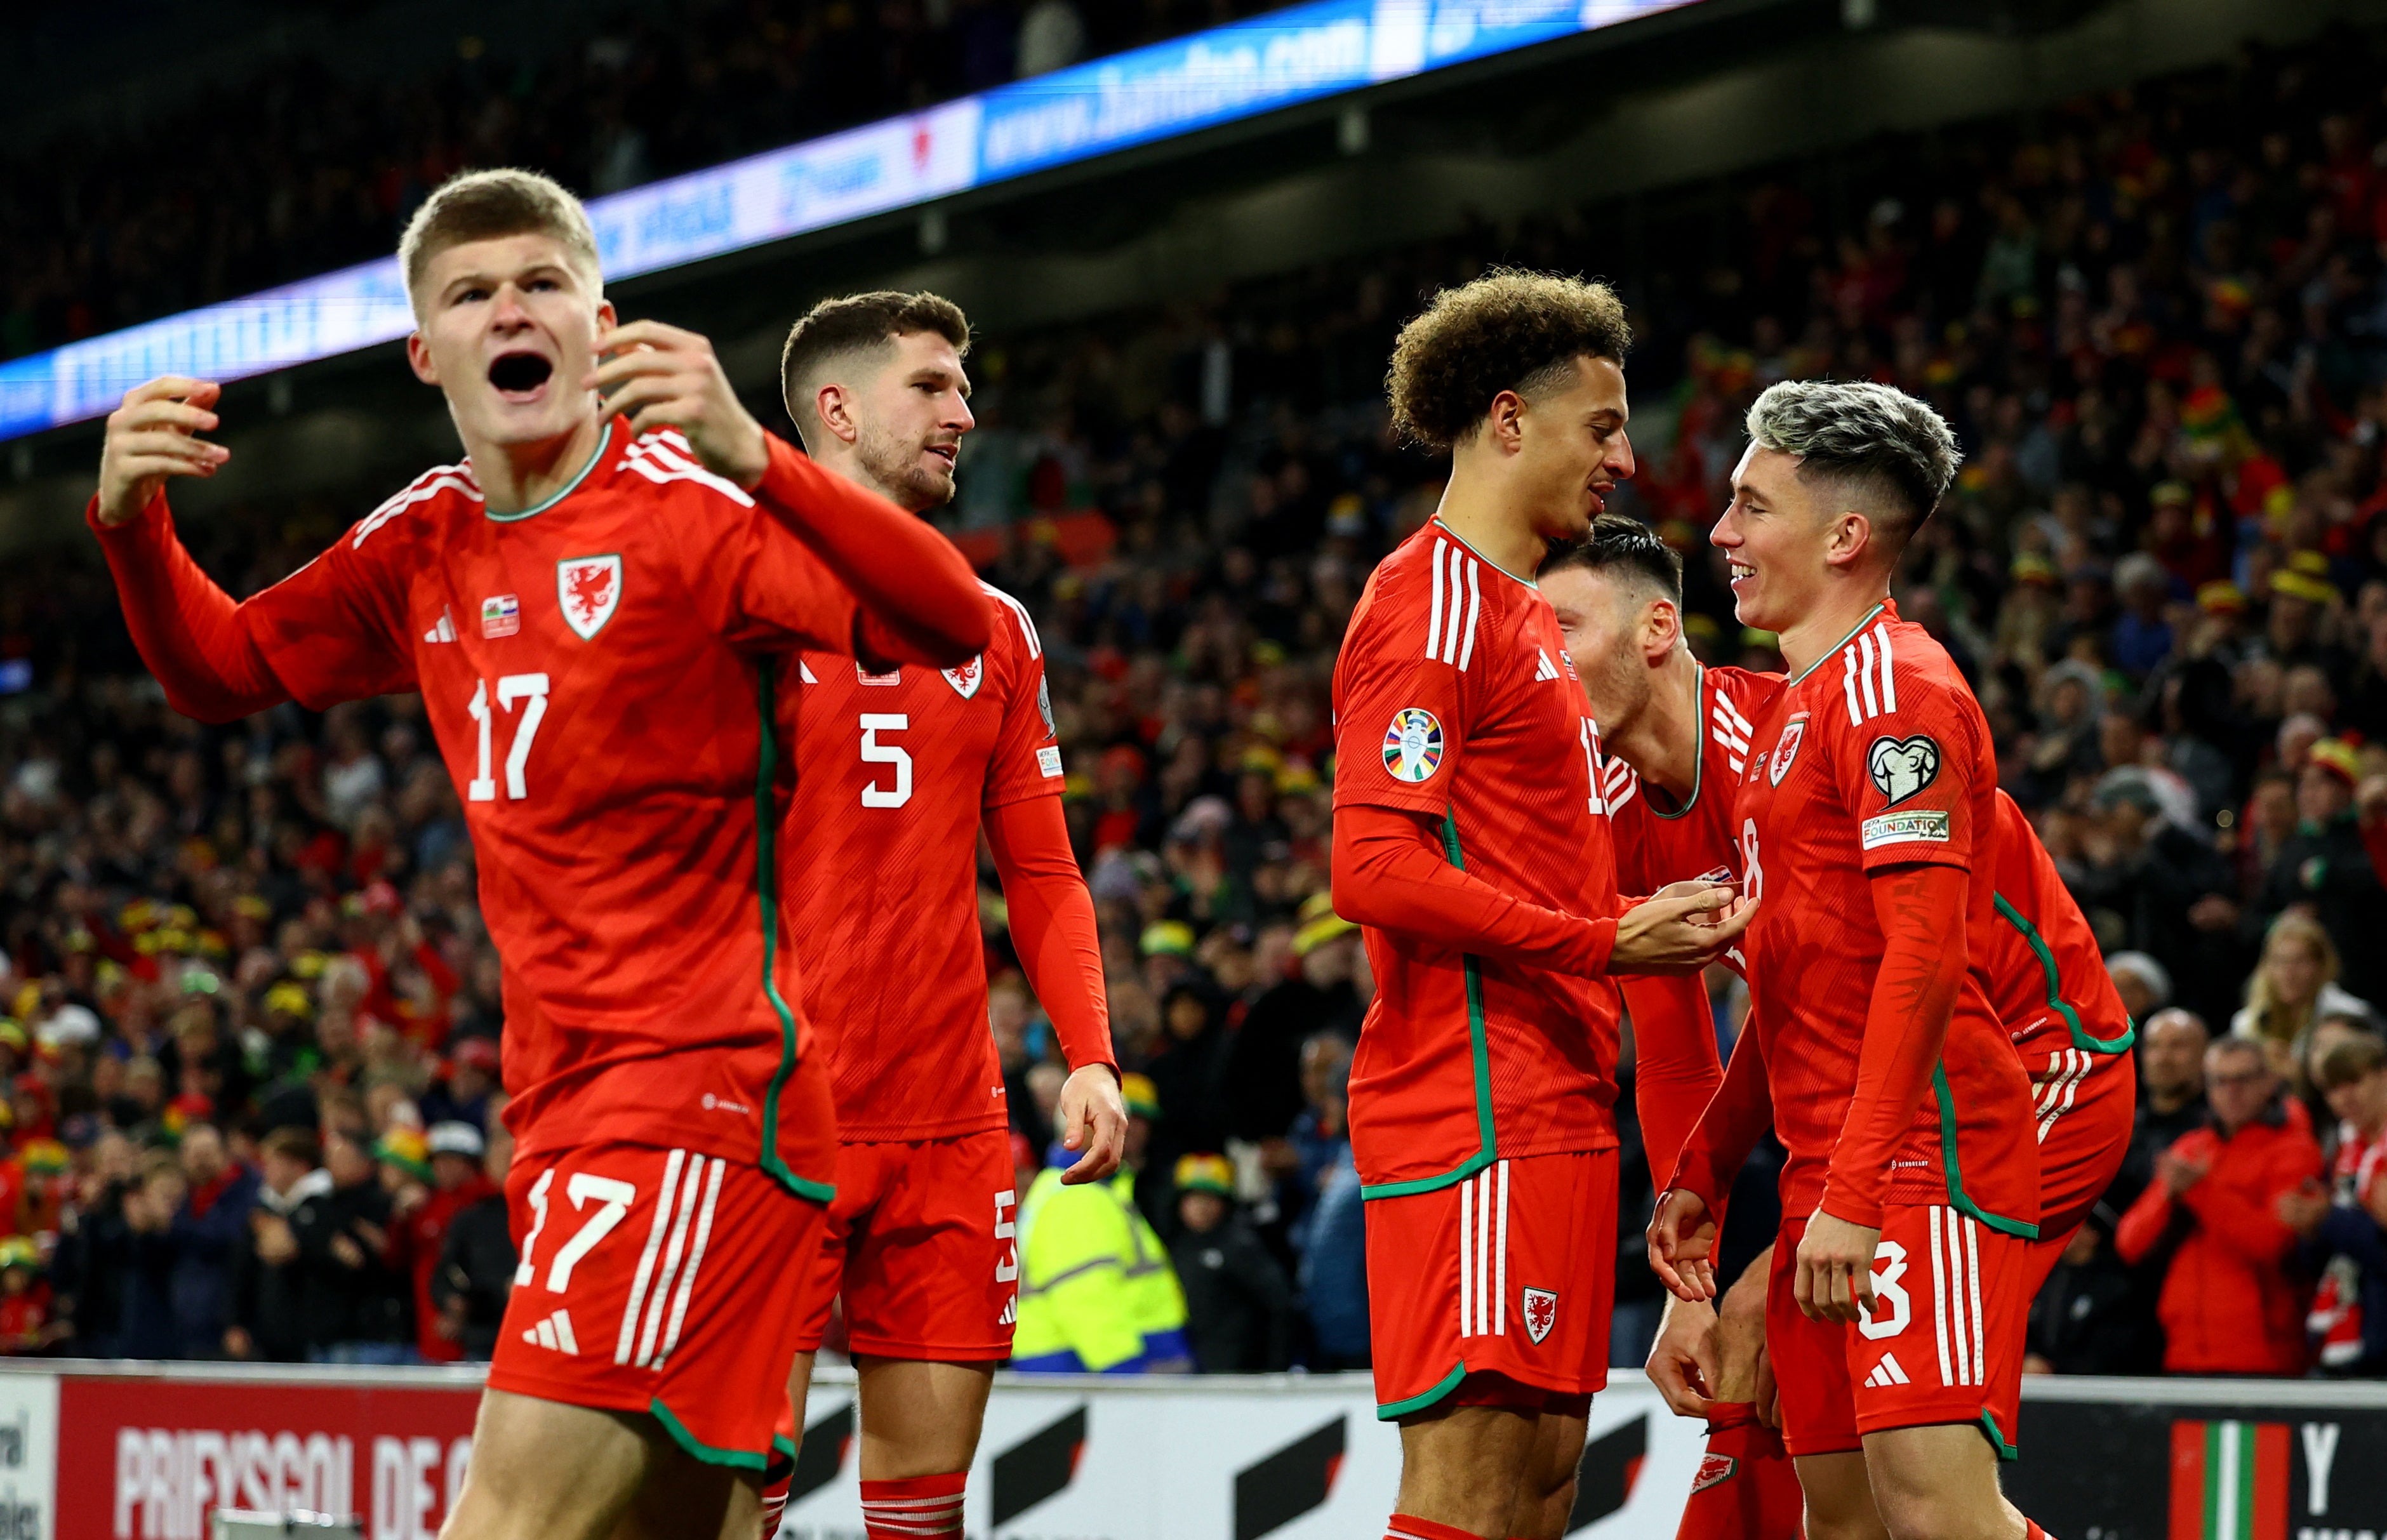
[1862,1351,1910,1388]
[522,1308,580,1354]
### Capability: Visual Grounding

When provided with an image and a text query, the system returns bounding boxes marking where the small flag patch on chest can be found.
[481,594,519,639]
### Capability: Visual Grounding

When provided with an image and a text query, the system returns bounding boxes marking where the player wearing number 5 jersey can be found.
[761,293,1122,1540]
[1332,274,1750,1540]
[84,171,991,1540]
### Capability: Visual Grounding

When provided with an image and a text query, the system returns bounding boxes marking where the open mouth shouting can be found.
[488,350,555,401]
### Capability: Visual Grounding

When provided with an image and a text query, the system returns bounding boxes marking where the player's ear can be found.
[1644,597,1681,662]
[814,383,861,447]
[1826,509,1872,571]
[405,331,439,387]
[594,297,618,333]
[1484,391,1527,455]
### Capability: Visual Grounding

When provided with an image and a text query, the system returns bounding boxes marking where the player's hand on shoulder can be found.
[96,377,229,526]
[592,319,769,489]
[1611,883,1753,974]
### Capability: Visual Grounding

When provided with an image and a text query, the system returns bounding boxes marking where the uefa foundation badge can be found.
[1383,708,1444,783]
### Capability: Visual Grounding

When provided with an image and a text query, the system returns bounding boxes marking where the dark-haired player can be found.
[1652,381,2066,1540]
[1550,519,2131,1540]
[1331,271,1751,1540]
[759,291,1123,1540]
[86,169,992,1540]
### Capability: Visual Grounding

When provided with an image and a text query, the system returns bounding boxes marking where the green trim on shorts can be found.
[1991,894,2136,1054]
[1931,1066,2040,1239]
[1377,1360,1469,1421]
[1978,1410,2019,1462]
[649,1398,769,1471]
[771,1432,799,1460]
[752,657,837,1205]
[1359,813,1497,1201]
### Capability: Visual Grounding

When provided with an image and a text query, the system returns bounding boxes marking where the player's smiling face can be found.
[1511,355,1635,541]
[1542,564,1655,736]
[1712,444,1822,632]
[406,232,613,451]
[849,330,974,513]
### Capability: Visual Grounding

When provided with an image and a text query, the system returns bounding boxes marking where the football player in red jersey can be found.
[86,169,991,1540]
[1537,522,1801,1540]
[1331,273,1752,1540]
[760,291,1124,1540]
[1550,525,2131,1540]
[1651,381,2065,1540]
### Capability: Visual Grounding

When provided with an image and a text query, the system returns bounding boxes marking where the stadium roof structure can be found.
[0,0,1708,446]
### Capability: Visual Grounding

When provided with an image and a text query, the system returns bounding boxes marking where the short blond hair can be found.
[398,169,601,308]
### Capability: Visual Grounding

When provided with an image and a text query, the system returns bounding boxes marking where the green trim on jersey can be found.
[1378,1360,1470,1420]
[649,1397,769,1470]
[1646,664,1706,822]
[1991,894,2136,1054]
[1978,1410,2020,1462]
[484,420,614,522]
[1784,602,1888,686]
[1931,1065,2039,1238]
[753,658,837,1204]
[1358,813,1497,1200]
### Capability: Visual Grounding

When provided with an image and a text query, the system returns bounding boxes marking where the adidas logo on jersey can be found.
[1534,648,1560,682]
[422,608,458,644]
[522,1308,580,1355]
[1863,1352,1910,1388]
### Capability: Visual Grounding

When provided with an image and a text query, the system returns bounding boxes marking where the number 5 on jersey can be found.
[467,673,551,802]
[860,713,912,808]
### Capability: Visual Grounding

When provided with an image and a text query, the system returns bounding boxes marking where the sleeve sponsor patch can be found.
[1382,708,1444,783]
[1866,734,1941,806]
[1860,809,1951,849]
[1037,745,1064,779]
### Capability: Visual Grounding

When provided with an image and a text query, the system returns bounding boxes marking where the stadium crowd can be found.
[1,0,1287,362]
[3,24,2387,1376]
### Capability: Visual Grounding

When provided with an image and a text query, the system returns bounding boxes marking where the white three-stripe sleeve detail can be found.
[1873,625,1898,712]
[635,1155,706,1367]
[1856,632,1882,719]
[1426,540,1449,661]
[1843,648,1864,727]
[657,1157,724,1366]
[1964,1216,1986,1386]
[1456,1171,1472,1339]
[616,1150,686,1365]
[1458,558,1481,672]
[1929,1205,1953,1388]
[1441,547,1464,665]
[1494,1160,1510,1336]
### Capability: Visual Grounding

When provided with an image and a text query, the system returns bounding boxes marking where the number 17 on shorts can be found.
[487,1142,827,1467]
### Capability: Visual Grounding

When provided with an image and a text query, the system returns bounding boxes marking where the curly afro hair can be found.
[1385,270,1632,451]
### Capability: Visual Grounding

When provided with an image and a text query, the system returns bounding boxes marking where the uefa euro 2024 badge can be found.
[1383,708,1443,783]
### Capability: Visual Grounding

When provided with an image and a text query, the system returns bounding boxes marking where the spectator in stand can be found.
[387,1122,495,1365]
[301,1127,411,1363]
[2117,1037,2325,1376]
[2106,952,2172,1027]
[431,1110,516,1363]
[1300,1141,1369,1371]
[2113,1009,2215,1216]
[2233,913,2375,1086]
[116,1152,184,1360]
[2249,741,2387,1005]
[2296,1033,2387,1376]
[1166,1153,1297,1372]
[164,1121,256,1360]
[226,1127,333,1362]
[2070,769,2249,1027]
[1145,979,1232,1193]
[1223,895,1360,1149]
[417,1037,500,1135]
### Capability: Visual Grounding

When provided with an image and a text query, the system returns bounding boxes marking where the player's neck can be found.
[1776,580,1891,679]
[1431,471,1543,585]
[464,412,609,517]
[1612,652,1702,801]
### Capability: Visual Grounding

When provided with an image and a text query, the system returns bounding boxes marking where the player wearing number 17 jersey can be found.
[85,172,991,1540]
[1331,274,1748,1540]
[766,293,1123,1540]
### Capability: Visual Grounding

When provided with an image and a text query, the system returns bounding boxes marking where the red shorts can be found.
[1364,1149,1617,1421]
[488,1141,826,1470]
[790,1129,1019,1360]
[1766,1208,2027,1461]
[1675,1404,1803,1540]
[2026,1047,2135,1283]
